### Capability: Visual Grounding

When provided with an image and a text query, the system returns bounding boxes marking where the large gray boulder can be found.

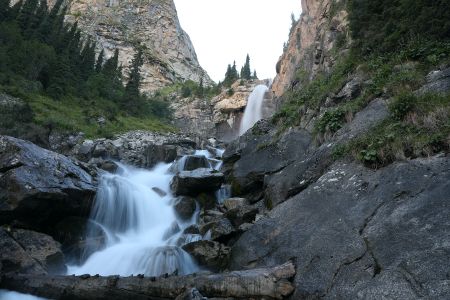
[182,240,230,271]
[170,168,224,196]
[0,227,66,275]
[230,156,450,299]
[0,136,96,230]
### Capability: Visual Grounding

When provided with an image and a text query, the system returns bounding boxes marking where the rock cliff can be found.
[272,0,349,97]
[65,0,212,93]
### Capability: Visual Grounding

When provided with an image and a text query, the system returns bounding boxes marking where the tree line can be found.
[0,0,171,118]
[222,54,258,87]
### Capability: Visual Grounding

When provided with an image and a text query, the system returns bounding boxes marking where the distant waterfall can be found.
[239,84,269,135]
[67,162,199,277]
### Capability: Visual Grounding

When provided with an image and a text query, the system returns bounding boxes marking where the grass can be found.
[334,93,450,167]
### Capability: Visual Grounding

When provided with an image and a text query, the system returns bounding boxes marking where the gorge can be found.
[1,0,450,299]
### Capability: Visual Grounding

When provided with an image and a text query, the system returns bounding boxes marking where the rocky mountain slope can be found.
[272,0,348,97]
[65,0,211,93]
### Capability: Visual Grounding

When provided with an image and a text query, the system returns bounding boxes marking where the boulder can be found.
[175,288,207,300]
[0,227,65,275]
[152,187,167,198]
[182,240,230,271]
[170,169,224,196]
[200,218,235,242]
[230,156,450,299]
[183,155,211,171]
[223,197,247,210]
[173,196,197,220]
[225,205,258,228]
[53,217,106,265]
[0,136,96,230]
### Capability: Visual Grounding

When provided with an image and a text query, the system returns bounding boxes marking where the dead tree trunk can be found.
[0,261,295,300]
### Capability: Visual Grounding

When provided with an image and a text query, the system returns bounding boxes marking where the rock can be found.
[53,217,106,265]
[170,155,211,173]
[272,0,348,97]
[223,197,247,210]
[417,66,450,95]
[173,234,202,247]
[182,240,230,271]
[183,225,200,235]
[224,205,258,228]
[200,218,235,242]
[223,121,312,197]
[175,288,207,300]
[326,76,363,106]
[0,136,96,230]
[230,156,450,299]
[199,210,224,225]
[10,229,66,274]
[0,227,65,275]
[183,155,211,171]
[71,131,196,169]
[170,169,224,196]
[173,196,197,220]
[98,160,119,173]
[152,187,167,198]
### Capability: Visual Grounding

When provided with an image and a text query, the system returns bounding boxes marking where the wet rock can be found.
[0,227,65,275]
[200,218,235,242]
[230,156,450,299]
[173,196,197,220]
[162,221,181,241]
[152,187,167,198]
[170,169,224,196]
[199,210,224,225]
[53,217,106,265]
[223,197,247,210]
[225,205,258,228]
[98,160,119,173]
[183,155,211,171]
[175,234,202,247]
[0,136,96,230]
[183,225,200,235]
[182,240,230,271]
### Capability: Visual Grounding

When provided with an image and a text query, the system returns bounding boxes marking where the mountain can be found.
[65,0,212,93]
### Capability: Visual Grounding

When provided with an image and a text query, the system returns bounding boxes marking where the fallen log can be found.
[0,261,295,300]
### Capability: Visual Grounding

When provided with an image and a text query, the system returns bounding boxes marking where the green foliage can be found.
[347,0,450,54]
[240,54,252,80]
[223,61,239,87]
[340,93,450,167]
[226,88,234,96]
[315,109,346,134]
[0,0,174,138]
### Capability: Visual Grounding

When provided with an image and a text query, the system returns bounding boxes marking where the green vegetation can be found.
[240,54,252,80]
[156,79,220,100]
[334,93,450,168]
[223,55,258,87]
[0,0,173,139]
[273,0,450,167]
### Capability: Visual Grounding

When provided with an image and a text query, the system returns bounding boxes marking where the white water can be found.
[67,162,199,277]
[239,84,269,135]
[0,290,47,300]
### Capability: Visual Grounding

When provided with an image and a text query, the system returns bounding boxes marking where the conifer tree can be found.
[80,39,96,80]
[241,54,251,80]
[0,0,10,20]
[9,0,23,20]
[95,49,104,73]
[102,49,119,79]
[125,48,143,101]
[252,70,258,79]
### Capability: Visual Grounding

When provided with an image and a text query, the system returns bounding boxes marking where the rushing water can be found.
[0,290,46,300]
[67,162,200,277]
[239,84,269,135]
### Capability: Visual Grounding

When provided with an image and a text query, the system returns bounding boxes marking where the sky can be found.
[174,0,302,83]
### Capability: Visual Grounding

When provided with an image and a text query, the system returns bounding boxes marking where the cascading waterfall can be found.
[67,162,199,277]
[239,84,269,135]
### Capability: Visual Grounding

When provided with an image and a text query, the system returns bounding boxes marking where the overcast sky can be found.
[174,0,302,83]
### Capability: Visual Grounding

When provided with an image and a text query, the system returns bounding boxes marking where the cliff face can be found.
[272,0,348,97]
[65,0,211,93]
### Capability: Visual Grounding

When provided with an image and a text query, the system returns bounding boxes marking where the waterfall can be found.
[67,162,199,277]
[239,84,269,135]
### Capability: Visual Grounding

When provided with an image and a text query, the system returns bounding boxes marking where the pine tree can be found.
[9,0,23,20]
[102,49,119,79]
[80,38,96,80]
[231,60,238,80]
[125,48,143,101]
[95,49,104,73]
[252,70,258,79]
[0,0,10,20]
[17,0,39,33]
[241,54,251,80]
